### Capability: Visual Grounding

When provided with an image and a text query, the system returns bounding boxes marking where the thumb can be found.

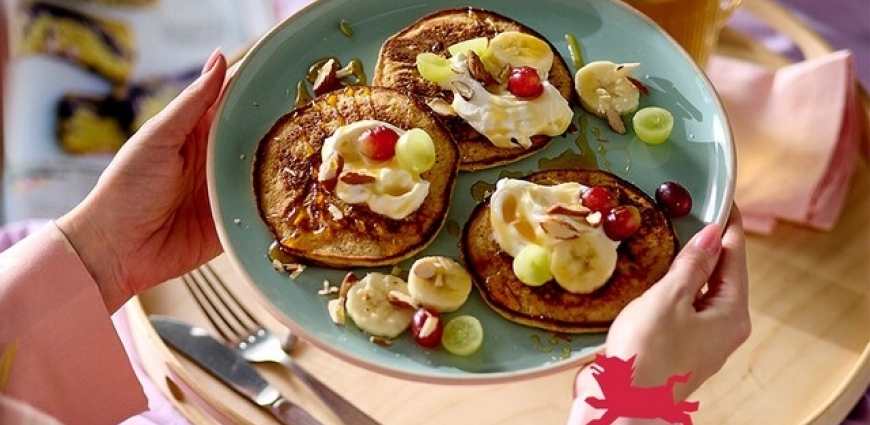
[135,48,227,148]
[655,223,723,302]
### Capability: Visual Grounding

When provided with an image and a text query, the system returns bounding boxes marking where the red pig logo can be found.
[585,354,699,425]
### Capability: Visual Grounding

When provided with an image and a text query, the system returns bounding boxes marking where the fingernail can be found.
[202,47,222,74]
[693,223,722,254]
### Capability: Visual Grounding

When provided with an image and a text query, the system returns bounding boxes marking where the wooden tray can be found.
[127,0,870,423]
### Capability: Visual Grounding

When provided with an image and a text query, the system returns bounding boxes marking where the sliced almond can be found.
[327,204,344,220]
[585,211,603,227]
[540,217,581,240]
[547,203,591,218]
[467,50,498,89]
[412,261,438,280]
[605,107,626,134]
[339,272,359,298]
[317,279,340,295]
[272,259,306,278]
[336,64,354,79]
[271,258,284,272]
[451,80,474,100]
[369,336,393,347]
[432,273,446,288]
[387,290,419,310]
[312,58,341,96]
[418,314,440,339]
[319,152,342,192]
[288,264,306,279]
[340,171,377,185]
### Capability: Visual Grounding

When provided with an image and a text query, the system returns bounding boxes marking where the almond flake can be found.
[317,279,339,295]
[327,204,344,220]
[273,259,306,278]
[585,211,603,227]
[340,171,376,185]
[467,50,498,88]
[451,80,474,100]
[319,152,342,191]
[605,107,626,135]
[339,272,359,298]
[418,314,440,339]
[312,58,341,96]
[540,217,581,240]
[369,336,393,347]
[413,261,438,280]
[287,264,306,279]
[547,203,591,218]
[387,290,419,310]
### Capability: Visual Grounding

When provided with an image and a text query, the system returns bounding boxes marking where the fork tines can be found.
[182,264,259,344]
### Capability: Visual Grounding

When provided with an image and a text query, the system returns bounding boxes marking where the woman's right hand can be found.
[579,204,751,403]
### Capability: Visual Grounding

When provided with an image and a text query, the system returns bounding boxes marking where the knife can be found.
[150,315,323,425]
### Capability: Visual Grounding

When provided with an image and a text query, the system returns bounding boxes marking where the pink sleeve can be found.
[0,222,147,425]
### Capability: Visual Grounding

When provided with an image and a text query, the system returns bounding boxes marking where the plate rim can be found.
[206,0,736,384]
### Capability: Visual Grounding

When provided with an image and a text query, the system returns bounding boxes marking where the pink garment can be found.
[0,222,147,424]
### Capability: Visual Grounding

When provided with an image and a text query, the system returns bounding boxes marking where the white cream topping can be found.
[443,53,574,149]
[318,120,429,220]
[489,178,619,293]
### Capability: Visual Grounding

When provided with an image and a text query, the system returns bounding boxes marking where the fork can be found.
[182,264,381,425]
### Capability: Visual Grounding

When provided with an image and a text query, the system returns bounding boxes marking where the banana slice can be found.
[574,61,641,133]
[550,233,618,294]
[407,256,473,313]
[344,272,414,338]
[483,31,554,78]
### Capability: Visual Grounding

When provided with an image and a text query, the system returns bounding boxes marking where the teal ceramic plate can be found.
[207,0,735,383]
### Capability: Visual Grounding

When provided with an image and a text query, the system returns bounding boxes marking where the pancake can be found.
[372,7,574,171]
[460,168,678,333]
[254,86,460,268]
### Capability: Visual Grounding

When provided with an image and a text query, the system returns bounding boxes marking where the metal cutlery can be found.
[182,264,381,425]
[150,315,323,425]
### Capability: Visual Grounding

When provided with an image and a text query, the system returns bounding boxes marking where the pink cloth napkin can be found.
[705,50,866,234]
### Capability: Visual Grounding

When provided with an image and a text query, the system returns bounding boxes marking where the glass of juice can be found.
[621,0,744,68]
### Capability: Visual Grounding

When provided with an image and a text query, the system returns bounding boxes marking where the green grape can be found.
[632,106,674,145]
[448,37,489,58]
[512,244,553,286]
[395,128,436,174]
[441,315,484,356]
[415,53,452,84]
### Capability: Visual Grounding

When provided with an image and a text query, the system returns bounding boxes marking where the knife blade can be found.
[150,315,323,425]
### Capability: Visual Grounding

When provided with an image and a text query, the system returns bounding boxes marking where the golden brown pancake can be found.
[460,168,678,333]
[253,86,460,268]
[372,7,574,172]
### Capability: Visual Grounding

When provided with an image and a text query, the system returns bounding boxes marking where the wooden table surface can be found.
[127,1,870,423]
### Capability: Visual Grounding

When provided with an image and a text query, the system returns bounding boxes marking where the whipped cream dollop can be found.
[318,120,429,220]
[442,52,573,149]
[489,178,619,294]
